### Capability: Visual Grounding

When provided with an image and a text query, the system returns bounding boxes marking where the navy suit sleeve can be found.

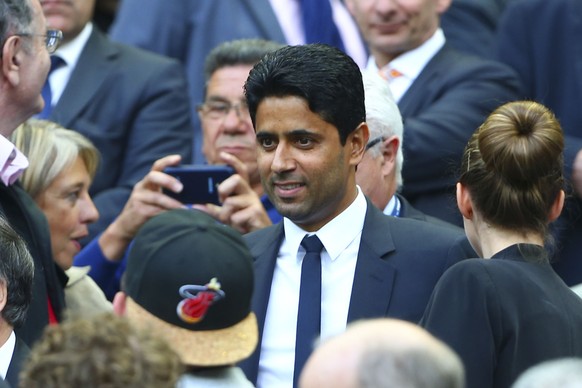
[400,53,523,196]
[421,261,500,388]
[110,0,190,61]
[88,58,193,241]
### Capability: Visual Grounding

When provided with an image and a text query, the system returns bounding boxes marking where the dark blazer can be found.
[239,198,473,383]
[397,193,462,230]
[5,336,30,388]
[110,0,287,163]
[0,183,66,346]
[398,43,523,226]
[496,0,582,286]
[440,0,514,58]
[49,28,193,243]
[421,244,582,388]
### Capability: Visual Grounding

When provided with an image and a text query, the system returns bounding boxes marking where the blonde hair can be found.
[11,119,100,199]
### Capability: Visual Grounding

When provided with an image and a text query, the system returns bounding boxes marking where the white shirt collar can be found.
[282,186,367,261]
[367,28,446,80]
[0,331,16,379]
[54,22,94,69]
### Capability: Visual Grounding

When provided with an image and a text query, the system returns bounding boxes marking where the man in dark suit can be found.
[240,44,472,387]
[109,0,368,163]
[0,0,67,347]
[346,0,522,226]
[496,0,582,287]
[357,71,462,229]
[40,0,193,243]
[0,217,35,387]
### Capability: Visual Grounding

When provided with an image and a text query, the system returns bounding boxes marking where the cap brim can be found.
[126,297,258,367]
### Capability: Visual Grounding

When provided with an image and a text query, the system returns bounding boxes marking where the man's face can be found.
[200,65,257,181]
[41,0,95,43]
[346,0,449,65]
[255,96,363,231]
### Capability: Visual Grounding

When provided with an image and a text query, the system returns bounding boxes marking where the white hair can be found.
[362,70,404,187]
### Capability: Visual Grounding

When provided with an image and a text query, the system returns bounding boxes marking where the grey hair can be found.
[0,215,34,328]
[203,39,284,82]
[358,343,465,388]
[362,71,404,188]
[11,119,100,199]
[512,358,582,388]
[0,0,33,46]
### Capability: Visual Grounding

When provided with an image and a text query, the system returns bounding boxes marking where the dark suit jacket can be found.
[0,183,66,346]
[5,336,30,388]
[110,0,287,163]
[398,43,523,226]
[496,0,582,286]
[421,244,582,388]
[49,28,193,243]
[239,198,473,383]
[440,0,514,58]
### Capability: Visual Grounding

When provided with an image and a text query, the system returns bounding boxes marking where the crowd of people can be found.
[1,0,582,387]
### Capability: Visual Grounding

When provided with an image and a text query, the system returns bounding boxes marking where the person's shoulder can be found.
[244,223,281,245]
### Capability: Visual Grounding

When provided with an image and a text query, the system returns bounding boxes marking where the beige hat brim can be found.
[126,297,258,367]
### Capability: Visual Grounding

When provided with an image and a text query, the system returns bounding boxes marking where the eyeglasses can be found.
[365,136,385,151]
[14,29,63,54]
[198,100,249,120]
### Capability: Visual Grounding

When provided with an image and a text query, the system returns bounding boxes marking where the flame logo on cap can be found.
[176,278,226,324]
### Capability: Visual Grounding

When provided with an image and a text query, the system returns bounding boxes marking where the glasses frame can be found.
[197,100,249,121]
[365,136,386,151]
[14,29,63,54]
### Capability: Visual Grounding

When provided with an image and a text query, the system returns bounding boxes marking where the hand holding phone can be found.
[162,165,235,205]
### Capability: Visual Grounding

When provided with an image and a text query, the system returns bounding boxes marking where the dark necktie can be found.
[37,55,64,119]
[300,0,345,52]
[293,234,324,387]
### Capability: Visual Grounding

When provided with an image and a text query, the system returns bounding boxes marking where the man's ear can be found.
[456,182,473,220]
[549,189,565,222]
[1,36,23,87]
[0,281,7,314]
[348,122,369,166]
[380,135,399,176]
[112,291,127,316]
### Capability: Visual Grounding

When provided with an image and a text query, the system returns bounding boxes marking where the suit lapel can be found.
[347,200,397,321]
[51,29,118,127]
[240,223,285,383]
[239,0,286,42]
[397,45,450,116]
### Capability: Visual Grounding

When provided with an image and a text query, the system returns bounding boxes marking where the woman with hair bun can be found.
[421,101,582,388]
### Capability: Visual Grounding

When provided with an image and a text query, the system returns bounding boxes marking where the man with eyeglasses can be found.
[356,72,462,229]
[39,0,193,244]
[0,0,67,347]
[193,39,284,233]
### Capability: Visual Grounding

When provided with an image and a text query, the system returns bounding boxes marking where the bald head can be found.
[300,319,465,388]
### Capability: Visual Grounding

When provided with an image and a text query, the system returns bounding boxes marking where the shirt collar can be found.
[54,22,93,69]
[0,331,16,379]
[367,28,446,81]
[0,135,28,186]
[283,186,367,261]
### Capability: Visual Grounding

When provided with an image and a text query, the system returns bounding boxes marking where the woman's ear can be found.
[548,189,565,223]
[456,182,473,220]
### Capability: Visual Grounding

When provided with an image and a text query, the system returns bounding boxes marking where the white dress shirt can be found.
[0,331,16,379]
[257,187,367,387]
[366,28,446,102]
[268,0,368,68]
[49,22,93,106]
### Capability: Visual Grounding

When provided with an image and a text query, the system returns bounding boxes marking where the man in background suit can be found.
[0,217,35,387]
[40,0,193,243]
[0,0,66,346]
[496,0,582,287]
[240,44,472,387]
[357,71,463,229]
[346,0,522,226]
[109,0,367,163]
